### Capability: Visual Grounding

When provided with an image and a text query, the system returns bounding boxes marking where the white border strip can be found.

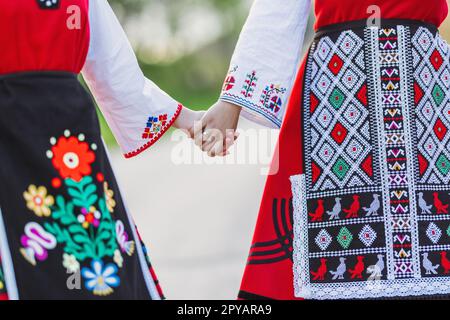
[397,25,421,278]
[290,174,311,298]
[0,207,19,300]
[367,26,396,280]
[102,141,161,300]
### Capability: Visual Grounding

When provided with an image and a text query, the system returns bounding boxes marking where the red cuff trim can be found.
[124,104,183,159]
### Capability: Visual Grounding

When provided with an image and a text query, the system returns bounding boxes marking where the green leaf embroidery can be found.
[46,196,97,260]
[46,177,118,262]
[96,198,117,257]
[65,177,98,209]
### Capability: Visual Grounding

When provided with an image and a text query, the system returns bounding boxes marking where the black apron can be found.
[0,72,158,299]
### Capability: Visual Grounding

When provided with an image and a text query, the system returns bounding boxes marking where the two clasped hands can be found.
[174,100,242,157]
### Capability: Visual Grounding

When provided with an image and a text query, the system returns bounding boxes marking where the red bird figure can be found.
[433,192,448,214]
[440,251,450,274]
[343,195,361,219]
[311,258,327,281]
[348,256,365,279]
[309,199,325,222]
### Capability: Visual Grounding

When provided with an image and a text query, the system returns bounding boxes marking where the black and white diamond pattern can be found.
[358,225,377,247]
[426,222,442,244]
[413,27,450,184]
[308,31,374,191]
[315,229,333,251]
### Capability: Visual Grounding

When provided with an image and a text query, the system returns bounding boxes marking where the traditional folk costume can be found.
[0,0,182,299]
[221,0,450,299]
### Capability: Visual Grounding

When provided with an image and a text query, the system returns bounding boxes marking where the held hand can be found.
[194,100,241,157]
[173,106,205,138]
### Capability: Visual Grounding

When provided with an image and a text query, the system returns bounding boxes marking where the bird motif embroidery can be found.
[309,199,325,222]
[367,254,385,278]
[440,251,450,274]
[422,252,439,275]
[327,197,342,220]
[329,257,346,280]
[343,195,361,219]
[433,192,448,214]
[311,258,328,281]
[418,192,432,214]
[348,255,365,279]
[363,194,381,217]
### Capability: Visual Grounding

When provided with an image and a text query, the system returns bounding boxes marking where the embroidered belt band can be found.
[290,19,450,299]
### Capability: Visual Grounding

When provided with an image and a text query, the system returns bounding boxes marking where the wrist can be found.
[173,106,189,129]
[218,100,242,115]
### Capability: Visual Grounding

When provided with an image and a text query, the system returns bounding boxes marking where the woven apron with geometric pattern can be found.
[290,19,450,299]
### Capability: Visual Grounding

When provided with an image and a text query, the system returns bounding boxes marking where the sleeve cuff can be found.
[220,93,282,129]
[123,104,183,158]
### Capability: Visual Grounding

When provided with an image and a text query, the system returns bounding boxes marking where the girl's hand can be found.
[173,106,205,138]
[194,101,241,157]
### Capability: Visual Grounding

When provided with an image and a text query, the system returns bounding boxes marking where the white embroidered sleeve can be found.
[220,0,312,128]
[82,0,182,158]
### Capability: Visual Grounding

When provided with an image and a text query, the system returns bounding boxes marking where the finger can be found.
[207,140,222,157]
[222,135,233,151]
[203,129,225,150]
[202,129,215,146]
[212,140,225,157]
[225,130,239,141]
[186,128,194,139]
[202,139,216,152]
[202,130,218,151]
[224,131,238,148]
[193,119,205,147]
[224,129,238,138]
[207,148,216,157]
[219,140,232,156]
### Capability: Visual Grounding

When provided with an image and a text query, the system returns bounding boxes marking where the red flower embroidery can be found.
[51,136,95,182]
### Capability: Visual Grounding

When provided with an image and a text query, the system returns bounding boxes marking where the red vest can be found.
[0,0,89,75]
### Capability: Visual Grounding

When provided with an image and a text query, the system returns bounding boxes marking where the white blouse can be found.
[82,0,182,158]
[220,0,312,128]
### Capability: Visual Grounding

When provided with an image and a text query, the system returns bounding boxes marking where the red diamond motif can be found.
[331,122,348,144]
[434,118,448,141]
[356,84,368,107]
[418,153,429,176]
[361,155,373,177]
[310,93,319,113]
[430,49,444,71]
[311,161,322,184]
[414,82,424,105]
[328,54,344,76]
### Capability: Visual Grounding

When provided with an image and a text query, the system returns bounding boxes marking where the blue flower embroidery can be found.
[81,260,120,296]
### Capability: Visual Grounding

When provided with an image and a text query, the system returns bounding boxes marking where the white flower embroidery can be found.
[114,249,123,268]
[63,253,80,273]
